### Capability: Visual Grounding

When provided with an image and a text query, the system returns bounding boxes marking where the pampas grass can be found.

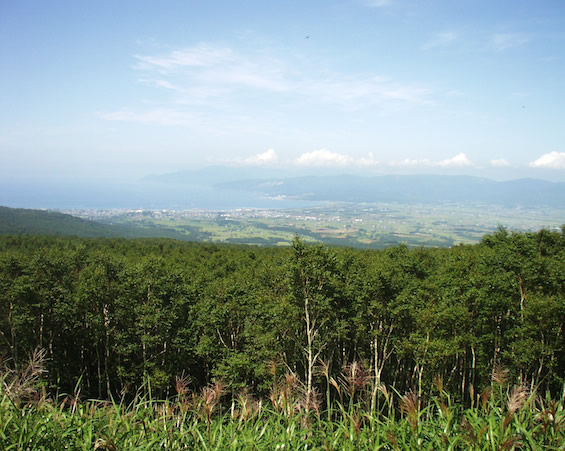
[1,352,564,449]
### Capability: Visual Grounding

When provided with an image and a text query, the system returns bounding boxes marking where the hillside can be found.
[0,206,191,240]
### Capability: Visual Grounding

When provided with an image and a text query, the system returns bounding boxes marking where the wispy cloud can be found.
[135,44,432,104]
[138,78,231,101]
[103,43,435,127]
[136,44,289,93]
[145,79,179,90]
[306,76,433,106]
[491,33,530,51]
[422,32,458,50]
[529,151,565,169]
[135,45,236,71]
[197,65,290,92]
[100,109,198,126]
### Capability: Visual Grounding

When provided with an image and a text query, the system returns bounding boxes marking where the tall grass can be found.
[1,353,563,449]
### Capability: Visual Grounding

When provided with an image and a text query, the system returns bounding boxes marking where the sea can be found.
[0,180,319,211]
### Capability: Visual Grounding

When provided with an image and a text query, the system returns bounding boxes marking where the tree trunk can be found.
[305,292,313,409]
[103,303,111,397]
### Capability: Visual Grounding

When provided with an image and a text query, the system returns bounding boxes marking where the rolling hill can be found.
[0,206,191,240]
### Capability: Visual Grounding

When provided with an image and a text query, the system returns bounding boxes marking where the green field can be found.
[67,202,565,248]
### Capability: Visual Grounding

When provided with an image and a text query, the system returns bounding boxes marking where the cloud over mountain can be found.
[244,149,279,165]
[530,152,565,169]
[295,149,352,167]
[438,153,473,168]
[390,153,473,168]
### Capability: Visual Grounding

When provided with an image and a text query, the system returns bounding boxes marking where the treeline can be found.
[0,229,563,402]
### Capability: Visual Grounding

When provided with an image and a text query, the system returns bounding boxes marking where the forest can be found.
[1,229,564,448]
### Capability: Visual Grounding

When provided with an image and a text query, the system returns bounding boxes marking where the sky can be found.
[2,0,565,184]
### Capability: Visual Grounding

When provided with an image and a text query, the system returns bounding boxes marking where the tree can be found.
[287,238,342,408]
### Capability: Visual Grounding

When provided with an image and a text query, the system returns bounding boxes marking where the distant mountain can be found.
[3,171,564,211]
[215,174,565,207]
[0,206,191,240]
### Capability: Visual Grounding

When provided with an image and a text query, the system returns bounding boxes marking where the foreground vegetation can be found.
[2,350,563,449]
[0,228,564,447]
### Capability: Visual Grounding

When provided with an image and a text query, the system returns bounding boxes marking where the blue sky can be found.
[2,0,565,182]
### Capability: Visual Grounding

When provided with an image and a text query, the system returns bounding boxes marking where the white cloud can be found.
[438,153,473,168]
[100,109,197,126]
[389,158,433,167]
[244,148,279,165]
[423,32,458,50]
[529,152,565,169]
[295,149,353,167]
[491,33,530,51]
[223,150,379,168]
[213,151,479,170]
[135,45,235,72]
[356,152,380,167]
[390,153,473,168]
[490,158,510,167]
[213,149,280,166]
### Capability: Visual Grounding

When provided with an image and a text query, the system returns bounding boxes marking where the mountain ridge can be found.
[214,174,565,207]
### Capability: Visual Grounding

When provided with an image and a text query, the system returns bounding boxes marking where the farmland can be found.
[65,202,564,248]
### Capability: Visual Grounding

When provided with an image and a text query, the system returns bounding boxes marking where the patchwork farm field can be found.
[66,202,564,248]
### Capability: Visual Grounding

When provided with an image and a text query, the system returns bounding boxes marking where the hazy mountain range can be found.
[2,166,565,209]
[147,167,565,207]
[214,174,565,207]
